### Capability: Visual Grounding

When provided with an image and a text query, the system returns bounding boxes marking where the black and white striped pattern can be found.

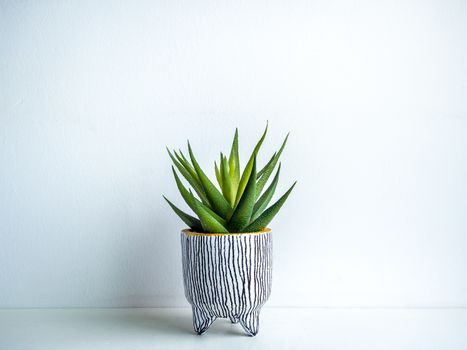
[181,229,273,336]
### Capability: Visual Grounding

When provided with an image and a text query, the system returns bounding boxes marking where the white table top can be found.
[1,307,466,350]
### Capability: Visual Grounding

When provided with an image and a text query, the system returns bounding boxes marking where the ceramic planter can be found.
[180,228,273,336]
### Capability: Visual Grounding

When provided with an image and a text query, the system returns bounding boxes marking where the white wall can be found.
[1,0,466,308]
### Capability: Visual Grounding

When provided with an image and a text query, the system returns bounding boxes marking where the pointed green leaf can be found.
[190,191,228,233]
[171,166,195,210]
[217,153,225,191]
[172,167,226,226]
[257,152,276,179]
[174,150,198,181]
[221,154,235,206]
[234,122,268,206]
[188,141,231,218]
[251,163,281,222]
[228,157,257,232]
[175,149,212,204]
[163,196,203,231]
[228,128,240,197]
[215,161,222,189]
[178,150,192,167]
[256,133,289,197]
[167,148,209,205]
[244,181,296,232]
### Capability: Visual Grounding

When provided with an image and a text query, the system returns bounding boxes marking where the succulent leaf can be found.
[189,191,229,233]
[244,181,296,232]
[188,141,231,218]
[178,150,192,167]
[163,196,203,231]
[256,133,289,197]
[257,152,276,179]
[171,167,226,226]
[171,166,196,209]
[228,157,257,232]
[251,163,281,222]
[214,161,222,189]
[221,154,235,207]
[234,122,268,206]
[174,150,198,181]
[166,148,209,204]
[228,128,240,197]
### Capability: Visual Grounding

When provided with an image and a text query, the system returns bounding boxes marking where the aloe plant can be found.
[164,124,296,233]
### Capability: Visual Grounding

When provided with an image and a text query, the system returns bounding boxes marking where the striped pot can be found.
[180,228,273,336]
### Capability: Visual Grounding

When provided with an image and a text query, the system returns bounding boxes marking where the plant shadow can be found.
[67,310,249,338]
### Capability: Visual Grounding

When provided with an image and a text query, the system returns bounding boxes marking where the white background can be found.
[1,0,466,308]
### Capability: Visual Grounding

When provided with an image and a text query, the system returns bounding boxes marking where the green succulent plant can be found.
[164,124,296,233]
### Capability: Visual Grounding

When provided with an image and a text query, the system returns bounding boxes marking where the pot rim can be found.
[181,227,271,237]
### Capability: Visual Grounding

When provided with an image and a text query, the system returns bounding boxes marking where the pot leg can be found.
[239,310,260,336]
[192,307,216,335]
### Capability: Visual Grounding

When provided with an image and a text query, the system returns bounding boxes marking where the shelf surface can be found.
[1,307,466,349]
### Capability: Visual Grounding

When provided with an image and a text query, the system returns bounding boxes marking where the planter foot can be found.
[192,307,216,335]
[239,310,260,336]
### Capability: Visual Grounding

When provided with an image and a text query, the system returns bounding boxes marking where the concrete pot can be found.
[180,228,273,336]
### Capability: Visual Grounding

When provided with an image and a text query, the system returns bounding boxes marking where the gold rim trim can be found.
[182,227,271,237]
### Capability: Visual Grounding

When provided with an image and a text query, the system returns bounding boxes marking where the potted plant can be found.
[164,124,296,336]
